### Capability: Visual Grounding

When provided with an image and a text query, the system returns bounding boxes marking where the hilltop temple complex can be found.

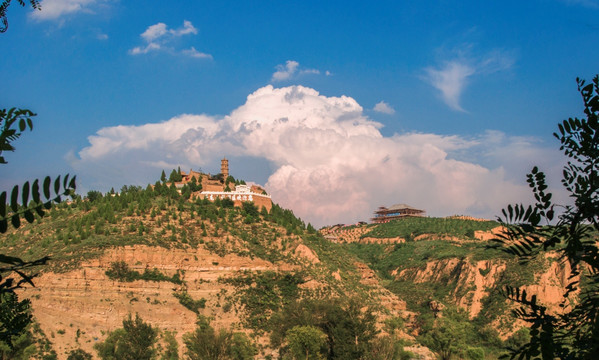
[176,157,272,212]
[371,204,425,223]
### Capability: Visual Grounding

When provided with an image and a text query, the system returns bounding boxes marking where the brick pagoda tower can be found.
[221,157,229,181]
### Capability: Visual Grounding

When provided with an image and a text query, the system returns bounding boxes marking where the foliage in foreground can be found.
[492,76,599,359]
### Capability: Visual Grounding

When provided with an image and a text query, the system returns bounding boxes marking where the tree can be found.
[169,169,182,183]
[183,325,231,360]
[0,292,35,356]
[67,348,93,360]
[160,331,179,360]
[229,332,257,360]
[283,325,327,360]
[189,176,202,192]
[86,190,103,202]
[270,298,379,360]
[94,314,158,360]
[493,76,599,359]
[183,320,256,360]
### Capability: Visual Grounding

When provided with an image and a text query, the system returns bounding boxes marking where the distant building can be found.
[199,184,272,211]
[371,204,425,223]
[178,157,272,211]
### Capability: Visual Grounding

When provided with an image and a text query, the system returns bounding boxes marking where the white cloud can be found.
[373,101,396,115]
[140,23,169,42]
[424,49,514,111]
[300,69,320,75]
[129,42,161,55]
[96,33,108,40]
[171,20,198,36]
[271,60,299,82]
[72,85,563,227]
[271,60,322,82]
[424,61,475,112]
[130,20,210,59]
[182,47,213,59]
[30,0,102,20]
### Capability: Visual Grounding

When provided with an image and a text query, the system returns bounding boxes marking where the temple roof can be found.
[387,203,423,211]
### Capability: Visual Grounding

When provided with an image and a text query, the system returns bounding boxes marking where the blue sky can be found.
[1,0,598,226]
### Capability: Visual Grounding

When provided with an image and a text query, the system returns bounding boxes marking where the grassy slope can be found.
[361,216,499,240]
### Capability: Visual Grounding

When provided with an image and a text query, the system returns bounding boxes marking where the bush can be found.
[67,349,93,360]
[94,314,157,360]
[173,291,206,314]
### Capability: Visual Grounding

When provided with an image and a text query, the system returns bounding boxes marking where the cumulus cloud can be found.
[271,60,322,82]
[424,49,514,111]
[72,85,562,227]
[30,0,105,21]
[373,101,396,114]
[129,20,210,59]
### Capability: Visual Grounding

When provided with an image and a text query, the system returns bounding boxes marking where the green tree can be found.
[241,202,259,218]
[270,298,379,360]
[94,314,158,360]
[229,332,256,360]
[183,320,256,360]
[493,76,599,359]
[0,292,36,358]
[283,325,326,360]
[67,348,93,360]
[160,331,179,360]
[86,190,103,202]
[169,169,182,183]
[420,315,468,360]
[183,325,231,360]
[189,176,202,192]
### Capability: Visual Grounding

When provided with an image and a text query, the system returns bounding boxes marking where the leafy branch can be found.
[0,107,34,164]
[0,0,40,33]
[0,106,76,300]
[0,174,77,233]
[492,76,599,360]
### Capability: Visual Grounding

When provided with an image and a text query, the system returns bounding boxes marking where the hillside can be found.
[329,219,577,356]
[1,181,578,359]
[3,182,418,359]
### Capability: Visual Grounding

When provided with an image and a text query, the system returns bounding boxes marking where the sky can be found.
[1,0,598,227]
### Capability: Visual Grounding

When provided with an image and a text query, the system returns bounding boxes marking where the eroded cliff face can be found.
[393,258,506,318]
[20,245,281,359]
[392,253,575,322]
[18,243,414,359]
